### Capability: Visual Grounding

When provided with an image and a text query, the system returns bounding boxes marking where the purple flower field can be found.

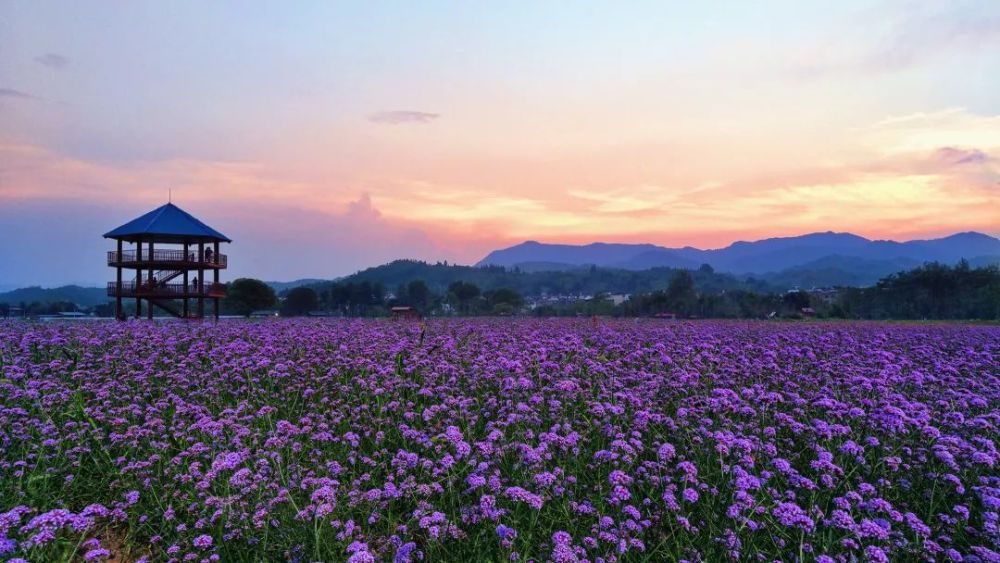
[1,319,998,562]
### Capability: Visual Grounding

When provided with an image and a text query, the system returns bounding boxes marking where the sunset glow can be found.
[1,1,998,285]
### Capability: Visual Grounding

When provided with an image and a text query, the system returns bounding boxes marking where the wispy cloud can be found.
[568,185,680,214]
[368,110,440,125]
[35,53,69,70]
[0,143,455,282]
[934,147,990,166]
[0,88,41,101]
[865,108,1000,154]
[791,3,1000,78]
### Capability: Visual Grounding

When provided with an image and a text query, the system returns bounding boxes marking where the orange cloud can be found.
[1,106,998,282]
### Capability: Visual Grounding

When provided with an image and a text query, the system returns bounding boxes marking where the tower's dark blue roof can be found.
[104,203,231,242]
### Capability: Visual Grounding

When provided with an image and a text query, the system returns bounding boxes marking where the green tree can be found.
[329,283,351,315]
[93,302,116,318]
[350,281,375,316]
[281,287,318,317]
[448,281,481,315]
[406,280,432,310]
[838,261,1000,320]
[783,290,811,312]
[225,278,278,317]
[484,287,524,314]
[586,292,616,316]
[666,270,697,317]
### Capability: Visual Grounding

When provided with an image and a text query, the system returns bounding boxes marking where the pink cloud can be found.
[933,146,990,166]
[0,143,473,283]
[368,110,440,125]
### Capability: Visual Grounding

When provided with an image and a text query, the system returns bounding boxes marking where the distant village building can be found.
[608,294,630,306]
[38,311,93,322]
[104,203,231,320]
[250,310,279,318]
[390,306,421,321]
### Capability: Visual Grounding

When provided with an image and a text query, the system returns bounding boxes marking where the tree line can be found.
[225,279,528,318]
[836,260,1000,320]
[4,261,996,320]
[220,261,998,320]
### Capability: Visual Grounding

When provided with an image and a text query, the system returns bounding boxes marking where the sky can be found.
[1,1,999,287]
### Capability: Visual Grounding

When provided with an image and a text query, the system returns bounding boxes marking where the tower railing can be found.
[107,249,227,268]
[107,281,227,298]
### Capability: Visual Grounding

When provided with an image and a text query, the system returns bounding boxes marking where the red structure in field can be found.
[105,203,231,320]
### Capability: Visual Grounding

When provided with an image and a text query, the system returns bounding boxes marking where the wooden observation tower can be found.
[105,203,231,320]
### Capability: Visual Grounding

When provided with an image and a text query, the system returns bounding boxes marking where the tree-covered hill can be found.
[299,259,774,297]
[0,285,109,307]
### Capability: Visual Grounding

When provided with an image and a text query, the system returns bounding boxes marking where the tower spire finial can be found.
[169,187,172,203]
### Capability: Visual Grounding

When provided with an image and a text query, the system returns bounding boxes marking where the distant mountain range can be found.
[478,231,1000,285]
[0,285,109,307]
[265,279,330,293]
[4,232,999,307]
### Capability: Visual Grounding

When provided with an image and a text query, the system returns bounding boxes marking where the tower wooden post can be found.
[183,242,189,318]
[198,242,205,318]
[213,241,220,320]
[116,239,123,320]
[135,241,142,319]
[147,240,155,320]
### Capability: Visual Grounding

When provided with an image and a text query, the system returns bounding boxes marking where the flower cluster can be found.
[0,318,997,561]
